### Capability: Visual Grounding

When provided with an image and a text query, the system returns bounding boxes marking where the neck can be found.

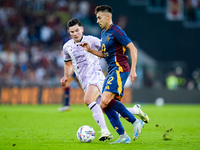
[105,21,113,31]
[74,36,83,43]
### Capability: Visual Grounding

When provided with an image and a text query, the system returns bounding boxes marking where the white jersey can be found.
[63,35,105,92]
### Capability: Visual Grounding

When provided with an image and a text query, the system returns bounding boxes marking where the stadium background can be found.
[0,0,200,104]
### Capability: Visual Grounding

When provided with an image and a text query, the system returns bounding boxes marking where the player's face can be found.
[96,11,109,30]
[68,24,84,43]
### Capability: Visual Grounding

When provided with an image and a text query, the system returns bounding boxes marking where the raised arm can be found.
[126,42,138,84]
[79,42,104,58]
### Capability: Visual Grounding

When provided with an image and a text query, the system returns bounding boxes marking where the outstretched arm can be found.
[79,42,104,58]
[126,42,138,84]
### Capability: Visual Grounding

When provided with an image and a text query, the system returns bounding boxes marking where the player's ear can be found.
[106,13,111,20]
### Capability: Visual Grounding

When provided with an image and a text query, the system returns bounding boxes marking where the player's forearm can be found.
[88,48,104,58]
[127,42,137,70]
[64,64,73,77]
[131,50,137,71]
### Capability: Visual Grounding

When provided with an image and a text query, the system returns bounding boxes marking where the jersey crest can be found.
[106,36,110,42]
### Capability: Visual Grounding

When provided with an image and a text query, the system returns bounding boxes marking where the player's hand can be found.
[79,42,91,52]
[130,70,137,84]
[60,76,68,86]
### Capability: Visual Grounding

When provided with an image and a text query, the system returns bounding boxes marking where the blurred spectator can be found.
[144,70,154,88]
[166,0,184,21]
[166,71,179,90]
[166,67,187,90]
[175,66,186,88]
[185,0,200,21]
[115,15,128,29]
[192,69,200,90]
[186,79,195,90]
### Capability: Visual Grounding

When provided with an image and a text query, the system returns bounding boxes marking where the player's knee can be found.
[84,97,93,106]
[100,102,106,110]
[100,102,104,109]
[101,97,110,105]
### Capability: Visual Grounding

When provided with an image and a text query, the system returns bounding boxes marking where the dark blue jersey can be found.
[100,24,132,73]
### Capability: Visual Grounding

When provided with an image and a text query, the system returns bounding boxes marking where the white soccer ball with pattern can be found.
[77,125,95,143]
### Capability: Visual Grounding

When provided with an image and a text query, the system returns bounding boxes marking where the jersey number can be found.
[102,44,106,52]
[107,77,114,84]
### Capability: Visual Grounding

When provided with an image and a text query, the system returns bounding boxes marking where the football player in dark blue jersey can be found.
[80,5,146,144]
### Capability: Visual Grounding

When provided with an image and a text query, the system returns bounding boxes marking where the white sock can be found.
[118,107,139,118]
[88,102,109,132]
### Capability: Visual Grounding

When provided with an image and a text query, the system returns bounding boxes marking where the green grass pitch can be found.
[0,104,200,150]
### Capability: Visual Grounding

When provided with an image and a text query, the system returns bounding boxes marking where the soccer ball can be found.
[77,125,95,143]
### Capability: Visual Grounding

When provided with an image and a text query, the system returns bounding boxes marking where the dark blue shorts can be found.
[102,70,129,101]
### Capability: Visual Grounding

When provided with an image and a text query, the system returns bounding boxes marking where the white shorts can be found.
[84,70,105,94]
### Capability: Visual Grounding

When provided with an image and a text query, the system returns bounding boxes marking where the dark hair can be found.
[95,5,112,14]
[67,18,82,29]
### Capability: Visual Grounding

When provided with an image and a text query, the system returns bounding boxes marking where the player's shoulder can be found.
[83,35,100,41]
[111,24,122,31]
[83,35,100,45]
[63,39,74,49]
[110,24,125,36]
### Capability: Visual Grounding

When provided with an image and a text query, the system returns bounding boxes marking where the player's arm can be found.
[60,61,73,86]
[79,42,104,58]
[64,61,73,77]
[126,42,138,84]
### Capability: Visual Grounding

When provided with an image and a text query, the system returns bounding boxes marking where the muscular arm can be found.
[126,42,138,84]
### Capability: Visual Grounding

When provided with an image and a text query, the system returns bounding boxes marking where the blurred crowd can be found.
[185,0,200,21]
[148,0,200,22]
[0,0,99,86]
[165,68,200,90]
[0,0,200,90]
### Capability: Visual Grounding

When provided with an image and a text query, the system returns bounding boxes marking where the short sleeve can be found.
[112,25,132,47]
[63,46,71,62]
[89,36,101,51]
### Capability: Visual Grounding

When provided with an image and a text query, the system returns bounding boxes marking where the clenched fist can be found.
[60,76,68,86]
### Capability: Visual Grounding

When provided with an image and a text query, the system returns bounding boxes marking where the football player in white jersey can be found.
[60,18,149,141]
[60,18,113,141]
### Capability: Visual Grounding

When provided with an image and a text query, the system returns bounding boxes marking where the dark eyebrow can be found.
[69,27,79,32]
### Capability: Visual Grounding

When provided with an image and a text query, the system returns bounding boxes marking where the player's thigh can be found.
[103,71,129,95]
[84,85,100,103]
